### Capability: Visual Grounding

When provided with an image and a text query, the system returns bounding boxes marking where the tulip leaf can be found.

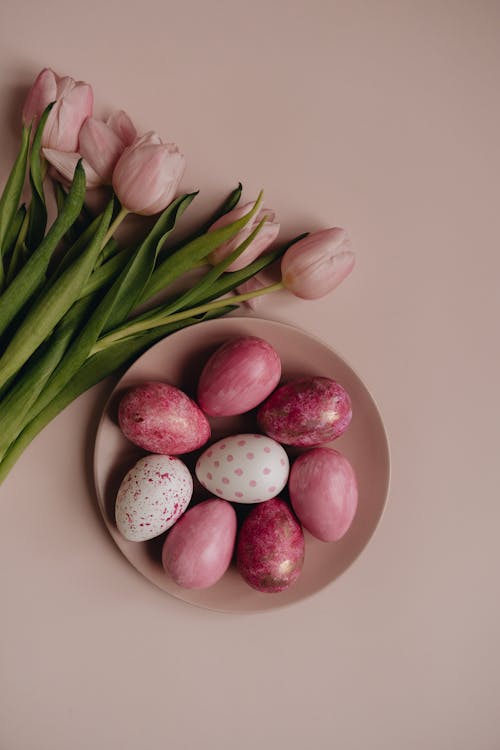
[79,247,135,298]
[0,160,86,338]
[52,212,105,277]
[142,191,263,303]
[5,207,30,285]
[0,199,113,390]
[1,204,26,272]
[26,104,52,251]
[0,124,31,290]
[0,306,237,485]
[14,192,196,426]
[195,232,309,304]
[0,296,94,461]
[107,216,268,338]
[156,183,243,263]
[102,191,197,332]
[215,182,242,219]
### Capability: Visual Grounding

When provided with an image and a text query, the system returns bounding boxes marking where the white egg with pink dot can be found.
[195,433,289,504]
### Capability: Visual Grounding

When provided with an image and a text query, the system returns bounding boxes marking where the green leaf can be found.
[0,160,86,338]
[102,232,304,346]
[26,104,52,251]
[15,193,196,426]
[52,211,105,277]
[103,191,196,332]
[0,124,31,290]
[5,206,30,286]
[0,296,94,461]
[0,199,113,390]
[156,183,243,263]
[106,216,269,337]
[193,232,308,304]
[79,247,135,298]
[2,204,26,271]
[0,307,237,485]
[141,190,263,303]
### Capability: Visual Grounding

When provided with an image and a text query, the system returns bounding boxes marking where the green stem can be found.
[92,281,284,354]
[102,207,128,248]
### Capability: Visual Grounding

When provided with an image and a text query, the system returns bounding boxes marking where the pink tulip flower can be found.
[112,132,186,215]
[43,111,137,188]
[208,202,280,271]
[281,228,355,299]
[235,265,279,309]
[22,67,93,152]
[208,202,280,272]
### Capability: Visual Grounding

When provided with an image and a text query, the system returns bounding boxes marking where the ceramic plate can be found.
[93,317,390,613]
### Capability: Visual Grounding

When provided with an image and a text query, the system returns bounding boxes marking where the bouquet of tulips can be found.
[0,67,355,484]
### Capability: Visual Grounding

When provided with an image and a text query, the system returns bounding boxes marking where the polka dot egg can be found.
[195,433,289,504]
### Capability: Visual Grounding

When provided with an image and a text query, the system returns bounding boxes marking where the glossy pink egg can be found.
[257,376,352,446]
[289,447,358,541]
[162,499,237,589]
[197,336,281,416]
[237,498,305,593]
[118,381,210,454]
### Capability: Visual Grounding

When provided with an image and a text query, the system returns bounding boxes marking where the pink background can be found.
[1,1,499,748]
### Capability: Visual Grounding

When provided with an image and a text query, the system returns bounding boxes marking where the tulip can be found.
[235,266,278,309]
[43,110,137,188]
[22,68,93,152]
[281,228,355,299]
[208,201,280,272]
[111,132,185,215]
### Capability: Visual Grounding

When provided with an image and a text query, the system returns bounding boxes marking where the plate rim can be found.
[93,315,391,613]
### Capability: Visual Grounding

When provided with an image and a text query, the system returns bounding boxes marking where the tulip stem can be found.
[91,281,285,354]
[102,207,129,247]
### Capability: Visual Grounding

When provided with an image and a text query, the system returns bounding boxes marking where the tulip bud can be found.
[106,110,137,146]
[235,266,279,309]
[112,132,185,215]
[208,202,280,272]
[281,228,355,299]
[22,68,57,127]
[22,68,93,152]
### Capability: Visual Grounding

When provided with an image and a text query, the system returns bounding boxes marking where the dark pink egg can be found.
[289,447,358,542]
[197,336,281,416]
[257,376,352,446]
[237,498,305,593]
[162,499,237,589]
[118,381,210,454]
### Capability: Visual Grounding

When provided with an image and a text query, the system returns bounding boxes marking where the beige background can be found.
[1,1,499,748]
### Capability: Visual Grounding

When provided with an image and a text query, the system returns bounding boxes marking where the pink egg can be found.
[289,447,358,541]
[115,455,193,542]
[195,433,289,504]
[237,498,305,593]
[162,499,237,589]
[118,381,210,454]
[197,336,281,416]
[257,376,352,446]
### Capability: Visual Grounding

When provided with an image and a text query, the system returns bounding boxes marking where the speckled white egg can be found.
[115,455,193,542]
[195,434,289,504]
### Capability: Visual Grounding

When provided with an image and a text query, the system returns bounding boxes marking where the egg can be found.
[257,376,352,446]
[197,336,281,416]
[288,447,358,541]
[237,498,305,592]
[195,433,289,504]
[118,381,210,455]
[162,499,237,589]
[115,455,193,542]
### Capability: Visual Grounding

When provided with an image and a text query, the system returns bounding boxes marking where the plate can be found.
[93,317,390,613]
